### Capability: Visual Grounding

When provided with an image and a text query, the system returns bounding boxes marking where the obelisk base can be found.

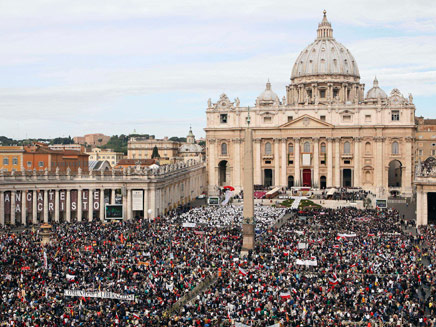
[241,223,255,256]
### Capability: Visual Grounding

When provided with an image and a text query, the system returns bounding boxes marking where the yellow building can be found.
[86,148,124,167]
[415,117,436,162]
[0,146,25,172]
[128,136,180,160]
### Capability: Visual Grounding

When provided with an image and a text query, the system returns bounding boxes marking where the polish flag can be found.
[336,236,346,241]
[132,313,140,319]
[328,273,338,285]
[368,233,375,237]
[280,292,291,299]
[291,288,297,294]
[238,267,248,276]
[333,245,340,249]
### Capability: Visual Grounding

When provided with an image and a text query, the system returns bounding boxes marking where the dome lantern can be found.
[317,10,333,40]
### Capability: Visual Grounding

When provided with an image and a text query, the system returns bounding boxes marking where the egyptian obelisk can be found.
[241,108,255,254]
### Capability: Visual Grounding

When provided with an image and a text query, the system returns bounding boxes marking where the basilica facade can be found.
[205,12,416,198]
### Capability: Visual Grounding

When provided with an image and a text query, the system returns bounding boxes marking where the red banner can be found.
[59,190,66,212]
[37,191,44,213]
[26,191,33,214]
[82,190,89,211]
[71,190,78,212]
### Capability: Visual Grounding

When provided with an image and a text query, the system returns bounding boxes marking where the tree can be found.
[151,146,160,159]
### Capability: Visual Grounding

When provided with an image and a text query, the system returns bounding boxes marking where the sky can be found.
[0,0,435,139]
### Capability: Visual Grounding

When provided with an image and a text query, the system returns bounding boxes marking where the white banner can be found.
[298,242,308,249]
[296,259,317,266]
[64,290,134,301]
[132,190,144,211]
[182,222,196,228]
[302,153,311,166]
[337,233,357,238]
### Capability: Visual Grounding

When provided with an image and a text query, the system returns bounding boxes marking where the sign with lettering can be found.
[64,290,134,301]
[132,190,144,211]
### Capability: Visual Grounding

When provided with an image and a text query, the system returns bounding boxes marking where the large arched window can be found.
[303,142,310,153]
[265,142,272,155]
[344,141,351,154]
[320,142,326,154]
[392,141,399,155]
[221,143,227,155]
[288,143,294,155]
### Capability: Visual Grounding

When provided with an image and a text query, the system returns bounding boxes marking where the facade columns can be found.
[88,189,94,222]
[55,190,60,223]
[274,138,280,186]
[422,191,428,226]
[0,191,4,226]
[294,138,301,186]
[281,139,287,187]
[32,191,37,224]
[149,187,156,219]
[21,191,27,226]
[375,137,384,196]
[404,137,413,195]
[208,139,216,194]
[233,138,241,190]
[100,189,105,221]
[416,187,423,226]
[327,138,333,187]
[254,138,262,185]
[144,188,149,219]
[313,138,319,187]
[43,190,48,223]
[77,189,82,222]
[11,191,16,225]
[354,138,361,187]
[334,138,340,187]
[66,190,71,223]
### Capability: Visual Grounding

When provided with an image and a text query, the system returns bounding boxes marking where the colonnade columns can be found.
[417,187,423,226]
[32,191,37,224]
[10,191,16,225]
[422,191,428,225]
[77,189,82,222]
[127,189,132,220]
[43,190,48,223]
[0,191,4,226]
[404,137,413,194]
[149,187,156,219]
[100,189,105,221]
[334,138,340,187]
[88,189,94,222]
[144,188,149,219]
[274,138,280,186]
[313,138,319,188]
[294,138,301,186]
[66,190,71,223]
[55,190,60,223]
[354,138,361,187]
[21,190,27,226]
[327,138,333,187]
[254,139,262,185]
[280,138,287,187]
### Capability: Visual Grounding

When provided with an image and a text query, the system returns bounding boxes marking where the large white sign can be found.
[302,153,311,166]
[132,190,144,211]
[64,290,134,301]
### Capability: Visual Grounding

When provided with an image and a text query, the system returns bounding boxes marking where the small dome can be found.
[291,11,360,81]
[257,80,279,104]
[366,77,387,99]
[180,143,203,153]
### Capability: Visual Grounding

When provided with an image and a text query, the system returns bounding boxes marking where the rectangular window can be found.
[344,160,351,164]
[333,89,339,98]
[391,110,400,121]
[320,115,326,121]
[432,150,436,156]
[365,115,371,122]
[321,160,326,165]
[418,149,423,156]
[287,116,293,122]
[27,161,32,167]
[38,161,44,167]
[263,117,272,123]
[265,160,271,164]
[288,160,294,165]
[320,89,326,98]
[3,158,8,165]
[343,115,351,122]
[220,114,228,124]
[12,157,18,165]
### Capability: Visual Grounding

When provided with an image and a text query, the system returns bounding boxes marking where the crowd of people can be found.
[0,204,435,326]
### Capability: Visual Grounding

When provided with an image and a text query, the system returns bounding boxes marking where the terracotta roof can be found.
[117,159,156,166]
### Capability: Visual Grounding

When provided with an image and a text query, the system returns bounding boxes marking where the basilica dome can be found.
[291,11,360,81]
[366,77,387,99]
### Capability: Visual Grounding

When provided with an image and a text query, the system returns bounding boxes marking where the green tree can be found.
[151,145,160,159]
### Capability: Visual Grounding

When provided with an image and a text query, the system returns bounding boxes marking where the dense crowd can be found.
[316,188,373,201]
[0,204,435,326]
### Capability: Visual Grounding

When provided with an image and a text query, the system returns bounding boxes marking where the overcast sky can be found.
[0,0,435,139]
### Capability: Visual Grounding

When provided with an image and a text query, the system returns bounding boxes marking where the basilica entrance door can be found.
[428,193,436,224]
[302,169,311,187]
